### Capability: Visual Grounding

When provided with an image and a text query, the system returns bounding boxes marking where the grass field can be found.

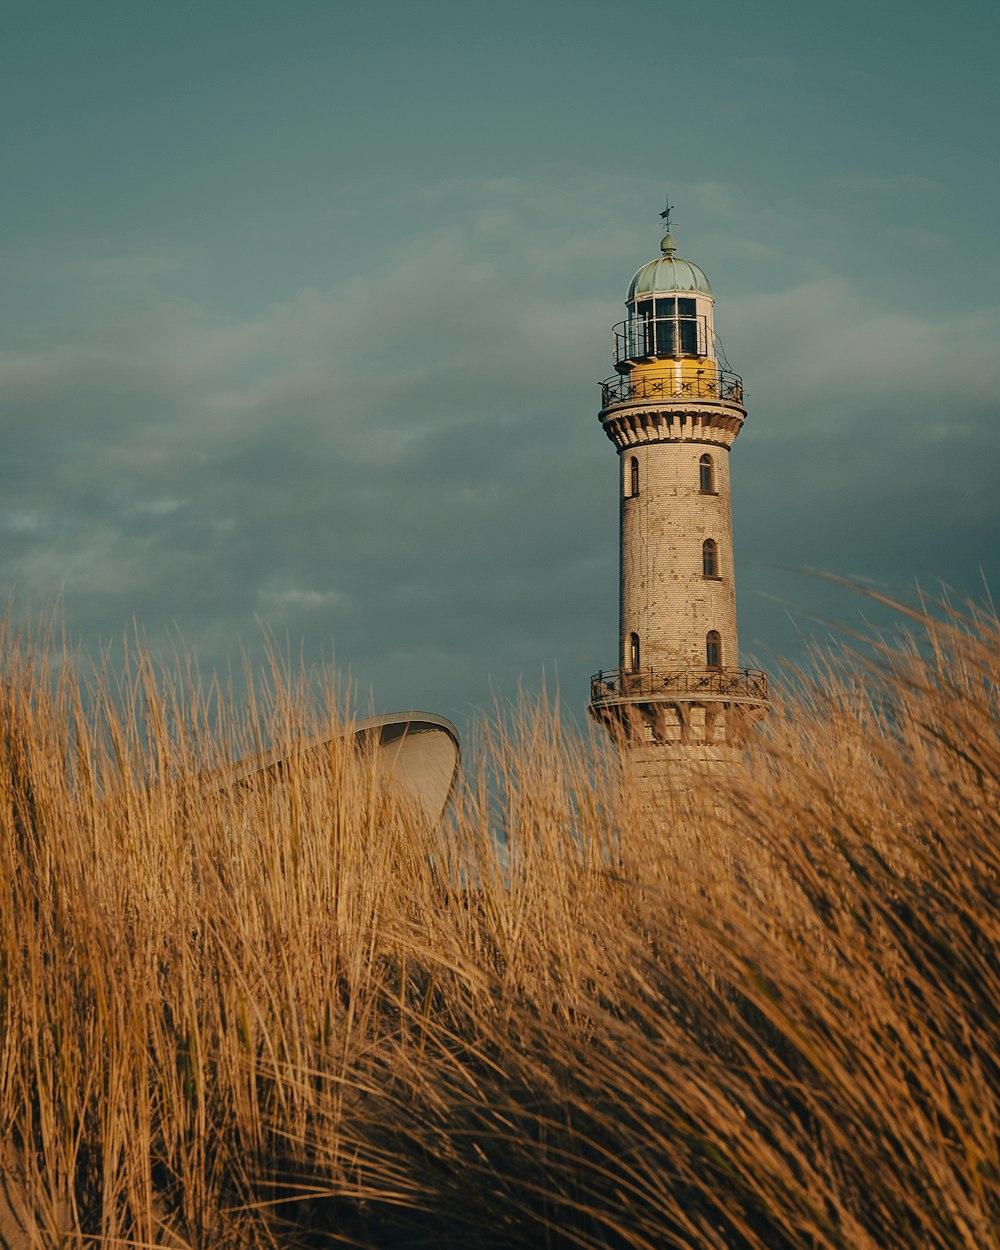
[1,599,998,1248]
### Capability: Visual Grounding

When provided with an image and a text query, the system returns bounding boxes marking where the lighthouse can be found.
[589,205,768,792]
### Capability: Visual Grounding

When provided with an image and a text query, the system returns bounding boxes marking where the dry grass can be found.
[1,599,998,1249]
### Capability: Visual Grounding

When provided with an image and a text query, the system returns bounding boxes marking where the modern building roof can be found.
[228,711,461,825]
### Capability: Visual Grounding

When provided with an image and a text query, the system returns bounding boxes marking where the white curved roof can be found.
[228,711,461,825]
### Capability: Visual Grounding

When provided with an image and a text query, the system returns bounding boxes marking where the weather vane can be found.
[659,196,674,233]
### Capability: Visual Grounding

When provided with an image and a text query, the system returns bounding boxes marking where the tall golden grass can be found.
[0,599,998,1249]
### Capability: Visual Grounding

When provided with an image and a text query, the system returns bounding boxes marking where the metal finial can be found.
[658,196,677,255]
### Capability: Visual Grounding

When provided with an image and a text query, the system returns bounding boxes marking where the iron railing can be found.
[590,667,768,704]
[601,370,744,410]
[613,314,710,365]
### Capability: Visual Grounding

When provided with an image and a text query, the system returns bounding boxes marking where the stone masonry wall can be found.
[619,439,738,674]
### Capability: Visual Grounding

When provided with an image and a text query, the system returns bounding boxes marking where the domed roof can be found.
[627,235,712,301]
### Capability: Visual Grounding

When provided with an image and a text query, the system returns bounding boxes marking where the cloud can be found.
[831,174,941,194]
[71,252,183,283]
[256,584,354,613]
[727,275,1000,427]
[0,201,620,716]
[726,273,1000,659]
[2,180,998,723]
[728,55,800,80]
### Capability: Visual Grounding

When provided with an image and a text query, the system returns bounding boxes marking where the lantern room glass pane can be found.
[654,318,676,355]
[637,300,654,355]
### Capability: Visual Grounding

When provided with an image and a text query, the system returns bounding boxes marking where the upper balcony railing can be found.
[613,314,710,367]
[590,667,768,705]
[601,369,744,411]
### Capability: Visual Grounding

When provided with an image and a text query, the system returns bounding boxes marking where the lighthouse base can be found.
[623,740,745,794]
[589,685,768,812]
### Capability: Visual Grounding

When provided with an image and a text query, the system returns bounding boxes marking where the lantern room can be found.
[614,233,717,373]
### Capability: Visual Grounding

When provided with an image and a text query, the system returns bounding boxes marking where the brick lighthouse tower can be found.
[589,204,768,792]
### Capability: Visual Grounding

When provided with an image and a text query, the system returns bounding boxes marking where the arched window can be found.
[699,453,714,494]
[702,539,719,578]
[706,631,722,669]
[629,632,640,673]
[629,456,639,497]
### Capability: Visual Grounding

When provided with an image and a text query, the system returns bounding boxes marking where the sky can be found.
[2,0,999,736]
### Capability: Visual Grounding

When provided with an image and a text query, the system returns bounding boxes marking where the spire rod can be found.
[659,195,677,256]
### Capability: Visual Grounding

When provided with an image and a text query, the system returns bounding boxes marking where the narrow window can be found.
[627,315,644,359]
[653,296,676,355]
[629,456,639,497]
[678,297,698,355]
[702,539,718,578]
[706,631,722,669]
[637,300,654,356]
[629,632,640,672]
[699,453,714,494]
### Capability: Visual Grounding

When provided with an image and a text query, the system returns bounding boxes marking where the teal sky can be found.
[2,0,999,724]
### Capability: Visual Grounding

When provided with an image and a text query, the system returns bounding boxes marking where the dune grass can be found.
[0,599,998,1248]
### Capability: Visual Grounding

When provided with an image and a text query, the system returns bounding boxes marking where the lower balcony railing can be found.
[590,667,768,704]
[600,370,744,410]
